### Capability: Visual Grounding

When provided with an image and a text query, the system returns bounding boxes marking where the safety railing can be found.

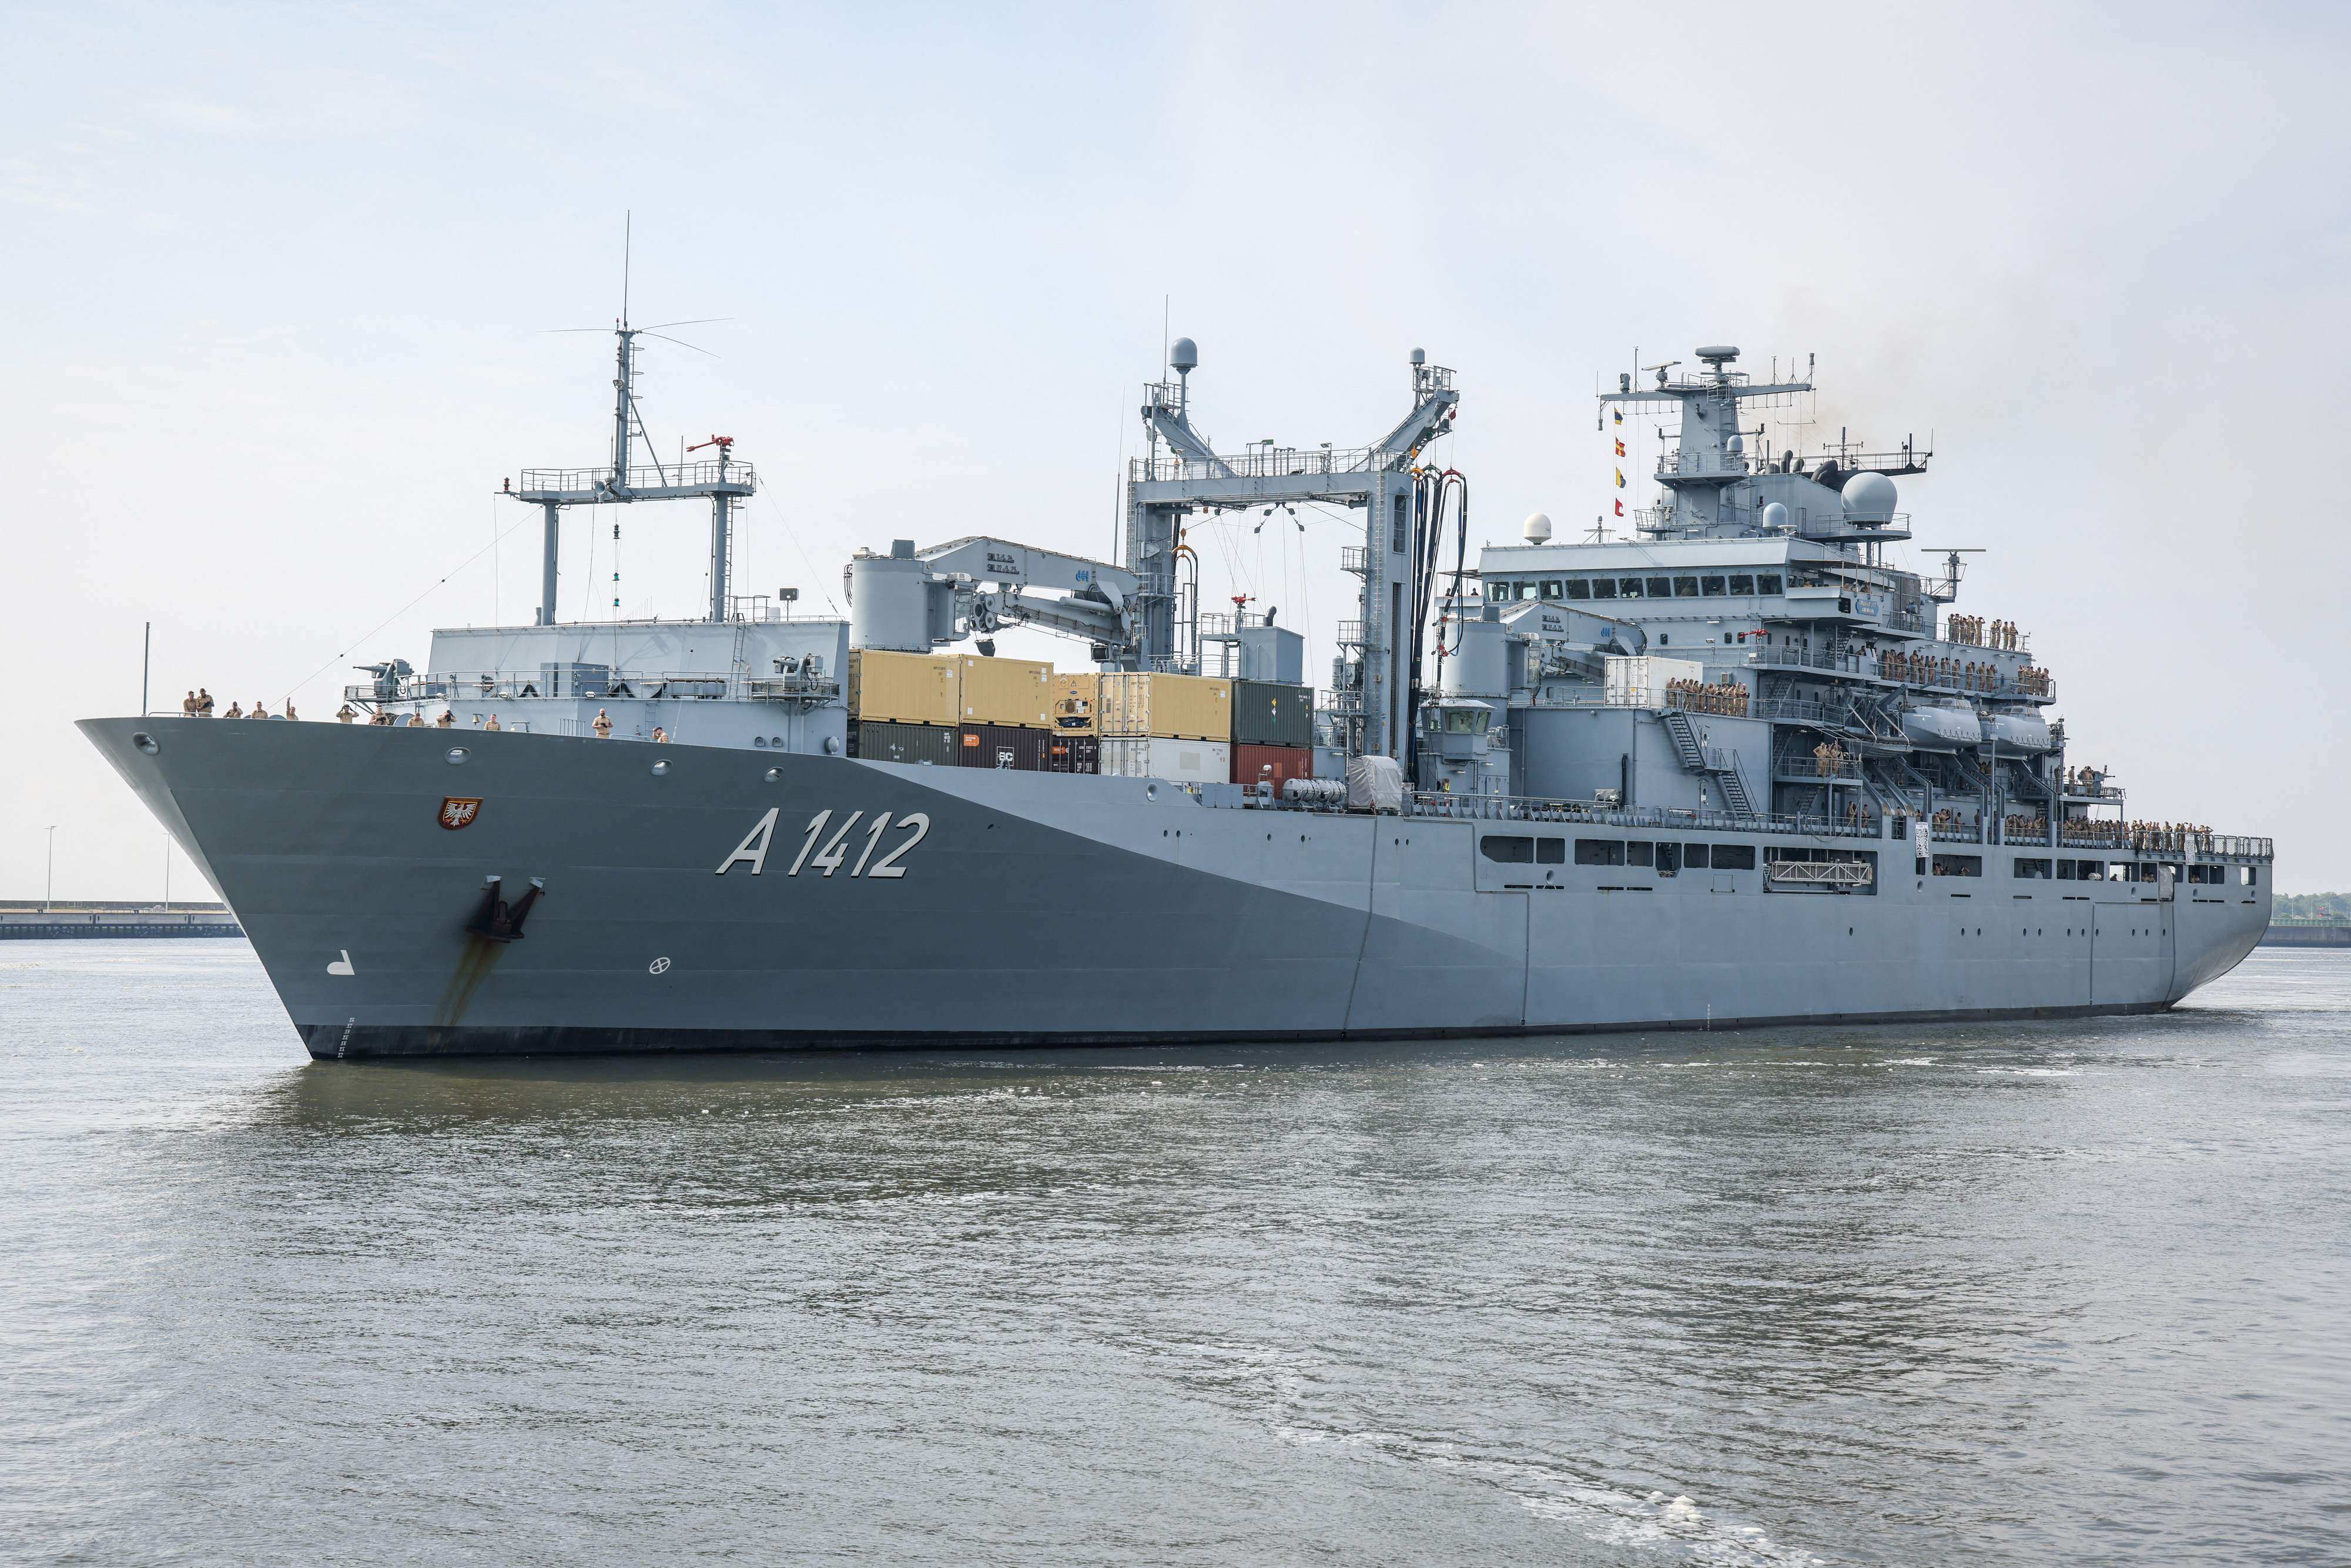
[2057,827,2273,860]
[513,459,755,495]
[1335,621,1368,646]
[1403,791,1880,840]
[1774,743,1862,780]
[1339,545,1370,574]
[1128,444,1396,483]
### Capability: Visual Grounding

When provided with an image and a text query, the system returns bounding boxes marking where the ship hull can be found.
[81,719,2270,1060]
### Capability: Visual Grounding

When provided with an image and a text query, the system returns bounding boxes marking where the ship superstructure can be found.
[81,330,2273,1058]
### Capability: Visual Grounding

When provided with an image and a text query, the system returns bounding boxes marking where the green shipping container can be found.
[1231,679,1313,748]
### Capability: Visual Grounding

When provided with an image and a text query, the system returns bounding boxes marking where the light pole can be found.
[44,825,58,913]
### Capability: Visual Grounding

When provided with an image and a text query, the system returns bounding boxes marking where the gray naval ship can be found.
[82,327,2273,1058]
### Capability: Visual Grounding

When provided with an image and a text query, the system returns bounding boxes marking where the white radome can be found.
[1841,471,1898,524]
[1760,501,1790,532]
[1522,511,1553,542]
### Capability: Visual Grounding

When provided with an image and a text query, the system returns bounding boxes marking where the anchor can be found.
[466,875,546,943]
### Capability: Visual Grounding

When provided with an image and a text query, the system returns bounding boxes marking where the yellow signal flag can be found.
[1614,468,1626,488]
[1612,408,1623,425]
[1614,438,1626,457]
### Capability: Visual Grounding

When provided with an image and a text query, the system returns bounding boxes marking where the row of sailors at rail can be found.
[1944,615,2024,651]
[1878,649,2051,695]
[328,704,669,742]
[180,690,300,720]
[1665,677,1749,716]
[2062,819,2216,853]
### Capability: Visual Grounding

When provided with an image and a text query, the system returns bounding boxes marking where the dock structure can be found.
[1,901,242,939]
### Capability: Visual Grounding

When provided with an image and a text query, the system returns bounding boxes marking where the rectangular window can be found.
[1618,578,1646,598]
[1934,854,1984,877]
[2110,863,2135,883]
[1673,575,1700,597]
[2057,859,2079,880]
[1700,575,1727,595]
[1563,578,1590,601]
[1656,842,1682,875]
[1684,843,1710,869]
[1540,579,1563,601]
[1646,577,1673,598]
[1391,493,1408,552]
[1757,574,1784,595]
[1727,574,1756,594]
[2241,865,2258,886]
[1537,837,1566,864]
[1480,835,1534,863]
[1627,842,1654,867]
[1575,838,1625,866]
[2014,857,2053,879]
[1590,578,1617,599]
[1712,843,1756,870]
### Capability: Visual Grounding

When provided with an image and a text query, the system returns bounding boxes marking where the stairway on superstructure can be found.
[1661,707,1754,815]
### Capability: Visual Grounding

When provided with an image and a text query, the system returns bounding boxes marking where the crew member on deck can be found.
[651,726,669,743]
[336,703,357,723]
[436,709,454,728]
[592,708,613,740]
[182,691,197,716]
[484,714,503,732]
[197,689,214,716]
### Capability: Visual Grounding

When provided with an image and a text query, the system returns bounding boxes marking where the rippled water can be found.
[4,943,2346,1565]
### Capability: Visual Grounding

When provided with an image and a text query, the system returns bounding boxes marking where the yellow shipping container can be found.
[1099,672,1231,741]
[957,655,1053,728]
[1049,672,1100,733]
[849,649,960,726]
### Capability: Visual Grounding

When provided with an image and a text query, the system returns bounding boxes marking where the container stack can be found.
[955,654,1056,770]
[1098,673,1231,782]
[847,649,960,763]
[1047,672,1099,774]
[1228,678,1315,790]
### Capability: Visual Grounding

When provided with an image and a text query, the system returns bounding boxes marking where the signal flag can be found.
[1614,438,1626,457]
[1614,468,1625,488]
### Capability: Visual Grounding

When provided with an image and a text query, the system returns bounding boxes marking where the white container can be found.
[1603,654,1703,708]
[1099,736,1230,783]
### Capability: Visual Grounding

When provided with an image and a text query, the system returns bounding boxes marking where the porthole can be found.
[753,735,768,748]
[1145,784,1158,801]
[651,759,671,776]
[131,732,159,755]
[446,747,470,765]
[765,768,782,783]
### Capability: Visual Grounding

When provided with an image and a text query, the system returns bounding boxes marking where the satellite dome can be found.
[1725,433,1745,456]
[1841,471,1898,524]
[1170,337,1198,373]
[1760,501,1790,532]
[1410,347,1426,366]
[1522,511,1553,542]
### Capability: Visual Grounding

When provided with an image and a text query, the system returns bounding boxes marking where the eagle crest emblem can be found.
[438,797,483,831]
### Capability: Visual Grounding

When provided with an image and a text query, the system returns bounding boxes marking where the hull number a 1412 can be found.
[716,808,931,879]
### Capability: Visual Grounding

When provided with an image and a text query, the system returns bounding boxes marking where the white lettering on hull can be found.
[716,807,931,879]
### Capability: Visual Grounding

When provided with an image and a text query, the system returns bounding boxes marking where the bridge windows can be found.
[1728,574,1756,594]
[1757,574,1784,595]
[1646,577,1673,598]
[1701,575,1727,595]
[1539,579,1563,600]
[1674,575,1700,597]
[1563,579,1590,601]
[1617,578,1646,598]
[1591,579,1617,599]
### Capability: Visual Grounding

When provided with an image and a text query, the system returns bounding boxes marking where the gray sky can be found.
[9,1,2349,896]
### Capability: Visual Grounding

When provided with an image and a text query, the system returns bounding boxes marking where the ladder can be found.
[1661,708,1754,816]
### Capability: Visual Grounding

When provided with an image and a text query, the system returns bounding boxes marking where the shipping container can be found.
[1230,679,1313,748]
[1099,736,1230,783]
[1049,672,1099,732]
[1230,742,1315,791]
[849,649,960,726]
[956,723,1051,770]
[957,655,1054,729]
[1099,672,1231,740]
[1044,733,1099,774]
[852,719,958,766]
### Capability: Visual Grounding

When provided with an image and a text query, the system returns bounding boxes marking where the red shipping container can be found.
[1230,742,1314,790]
